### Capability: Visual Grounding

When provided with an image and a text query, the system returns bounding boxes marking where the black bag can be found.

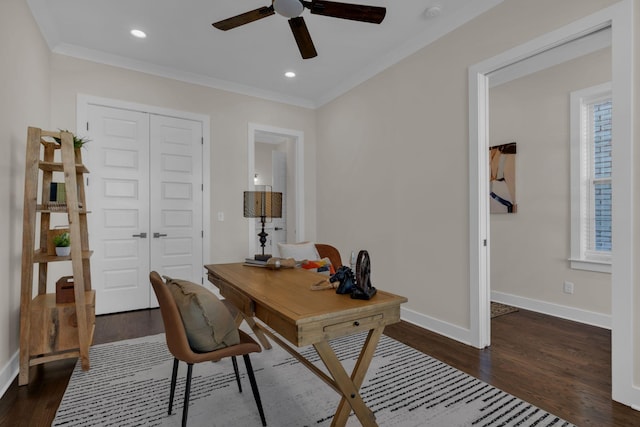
[329,266,356,295]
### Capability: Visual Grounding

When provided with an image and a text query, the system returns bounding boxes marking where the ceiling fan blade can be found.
[212,6,275,31]
[289,17,317,59]
[305,0,386,24]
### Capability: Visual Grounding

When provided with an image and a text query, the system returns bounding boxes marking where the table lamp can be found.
[244,189,283,261]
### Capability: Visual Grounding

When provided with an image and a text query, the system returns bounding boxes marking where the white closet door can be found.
[86,105,204,314]
[149,115,203,288]
[86,105,151,314]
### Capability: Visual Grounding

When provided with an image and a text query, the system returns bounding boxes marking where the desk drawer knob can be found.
[353,321,360,327]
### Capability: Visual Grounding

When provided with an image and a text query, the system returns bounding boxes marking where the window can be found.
[570,82,612,273]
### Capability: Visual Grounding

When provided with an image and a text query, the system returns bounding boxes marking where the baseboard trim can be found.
[401,306,474,347]
[491,291,611,330]
[400,293,611,349]
[0,351,18,399]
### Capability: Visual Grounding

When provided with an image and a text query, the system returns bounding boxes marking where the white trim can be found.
[76,94,211,283]
[569,82,612,271]
[569,259,611,274]
[315,0,504,107]
[469,0,635,407]
[491,291,611,330]
[609,0,636,406]
[468,71,491,349]
[77,94,211,128]
[0,351,19,400]
[489,27,611,88]
[59,44,315,109]
[248,124,305,257]
[400,307,474,347]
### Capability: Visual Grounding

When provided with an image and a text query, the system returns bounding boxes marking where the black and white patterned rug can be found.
[54,332,574,426]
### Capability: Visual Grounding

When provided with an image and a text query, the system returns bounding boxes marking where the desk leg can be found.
[331,327,383,426]
[314,327,383,427]
[234,313,272,350]
[243,315,272,350]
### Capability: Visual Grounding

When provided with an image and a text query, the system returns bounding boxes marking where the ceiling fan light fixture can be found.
[274,0,304,18]
[130,29,147,38]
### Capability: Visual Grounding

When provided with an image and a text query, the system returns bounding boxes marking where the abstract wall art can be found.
[489,142,517,213]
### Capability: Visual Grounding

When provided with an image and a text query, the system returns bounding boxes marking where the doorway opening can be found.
[487,27,612,326]
[247,123,305,258]
[468,0,634,405]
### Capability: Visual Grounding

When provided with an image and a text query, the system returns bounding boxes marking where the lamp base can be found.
[254,254,272,262]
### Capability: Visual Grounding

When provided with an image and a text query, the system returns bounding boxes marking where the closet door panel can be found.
[149,115,204,292]
[86,105,151,314]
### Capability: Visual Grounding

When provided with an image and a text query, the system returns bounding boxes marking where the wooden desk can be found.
[205,263,407,427]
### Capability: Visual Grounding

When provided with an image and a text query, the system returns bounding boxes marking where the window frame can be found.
[569,82,612,273]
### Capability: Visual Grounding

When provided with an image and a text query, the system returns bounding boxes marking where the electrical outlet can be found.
[217,211,224,221]
[563,281,574,294]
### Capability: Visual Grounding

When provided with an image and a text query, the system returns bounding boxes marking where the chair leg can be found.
[169,358,179,415]
[182,363,194,427]
[243,354,267,427]
[232,355,242,392]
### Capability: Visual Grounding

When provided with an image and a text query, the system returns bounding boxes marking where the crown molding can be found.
[53,43,316,109]
[315,0,504,107]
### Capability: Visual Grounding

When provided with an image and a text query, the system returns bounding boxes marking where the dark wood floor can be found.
[1,308,639,426]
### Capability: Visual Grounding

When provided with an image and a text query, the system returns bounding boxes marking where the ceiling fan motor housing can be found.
[274,0,305,17]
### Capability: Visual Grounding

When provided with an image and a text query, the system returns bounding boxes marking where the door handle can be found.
[153,232,168,238]
[274,227,283,230]
[132,232,147,238]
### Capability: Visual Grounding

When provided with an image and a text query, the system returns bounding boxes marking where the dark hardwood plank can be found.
[0,309,164,427]
[1,308,639,426]
[385,309,640,427]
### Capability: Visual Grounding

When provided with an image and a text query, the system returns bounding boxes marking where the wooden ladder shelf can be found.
[19,127,94,386]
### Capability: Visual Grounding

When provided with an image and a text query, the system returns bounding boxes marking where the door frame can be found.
[468,0,635,405]
[76,94,211,283]
[248,123,305,256]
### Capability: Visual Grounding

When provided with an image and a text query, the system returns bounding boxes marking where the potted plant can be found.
[53,232,71,256]
[54,130,91,149]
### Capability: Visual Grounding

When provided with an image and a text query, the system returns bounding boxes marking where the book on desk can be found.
[244,258,267,267]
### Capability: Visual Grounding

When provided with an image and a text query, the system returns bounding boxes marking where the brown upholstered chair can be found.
[315,243,343,269]
[149,272,267,427]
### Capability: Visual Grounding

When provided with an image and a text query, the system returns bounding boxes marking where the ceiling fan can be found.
[212,0,386,59]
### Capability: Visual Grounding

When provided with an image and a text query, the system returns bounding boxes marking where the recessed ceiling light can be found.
[130,29,147,39]
[284,71,296,78]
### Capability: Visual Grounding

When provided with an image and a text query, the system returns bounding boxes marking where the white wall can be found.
[316,0,620,336]
[0,0,51,395]
[489,47,612,323]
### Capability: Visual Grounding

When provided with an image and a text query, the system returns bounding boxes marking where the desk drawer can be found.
[208,274,254,316]
[322,313,384,335]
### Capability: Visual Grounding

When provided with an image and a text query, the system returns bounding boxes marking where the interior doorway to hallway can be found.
[247,123,305,258]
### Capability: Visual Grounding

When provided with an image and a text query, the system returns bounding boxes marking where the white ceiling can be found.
[27,0,503,108]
